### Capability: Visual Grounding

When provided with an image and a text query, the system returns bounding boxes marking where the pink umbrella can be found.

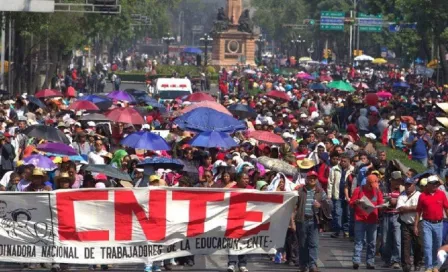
[353,82,369,89]
[296,72,312,79]
[377,91,393,99]
[179,101,232,116]
[319,75,333,82]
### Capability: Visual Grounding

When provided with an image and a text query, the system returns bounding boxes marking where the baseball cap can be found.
[300,113,308,118]
[404,178,415,184]
[87,121,96,127]
[365,133,377,140]
[391,171,402,180]
[149,175,160,183]
[307,171,318,177]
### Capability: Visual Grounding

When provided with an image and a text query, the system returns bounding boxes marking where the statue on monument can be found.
[212,7,230,33]
[237,9,254,33]
[227,0,242,25]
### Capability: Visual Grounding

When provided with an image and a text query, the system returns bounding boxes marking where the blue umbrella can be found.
[138,157,184,170]
[174,108,246,132]
[228,104,257,119]
[392,82,410,88]
[27,96,46,108]
[183,47,202,54]
[23,154,57,171]
[309,83,328,90]
[189,131,238,149]
[121,131,171,150]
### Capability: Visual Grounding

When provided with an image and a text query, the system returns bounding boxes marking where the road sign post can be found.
[320,11,345,31]
[357,13,383,32]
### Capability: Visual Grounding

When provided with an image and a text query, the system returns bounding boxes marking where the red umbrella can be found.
[266,90,291,101]
[35,89,63,99]
[67,100,100,111]
[185,92,215,102]
[105,107,145,124]
[248,130,285,144]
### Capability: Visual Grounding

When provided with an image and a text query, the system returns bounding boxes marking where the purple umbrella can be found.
[37,143,78,156]
[107,90,135,102]
[23,154,57,171]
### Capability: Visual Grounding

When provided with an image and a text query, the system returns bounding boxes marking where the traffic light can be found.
[303,19,315,26]
[93,0,120,14]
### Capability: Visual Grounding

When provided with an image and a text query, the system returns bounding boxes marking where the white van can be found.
[154,78,192,100]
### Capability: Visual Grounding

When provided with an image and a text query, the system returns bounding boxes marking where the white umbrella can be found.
[243,69,256,74]
[354,54,374,61]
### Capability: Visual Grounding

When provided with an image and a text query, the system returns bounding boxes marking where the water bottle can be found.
[274,251,282,264]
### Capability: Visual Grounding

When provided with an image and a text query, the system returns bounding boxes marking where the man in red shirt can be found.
[415,175,448,272]
[350,174,384,270]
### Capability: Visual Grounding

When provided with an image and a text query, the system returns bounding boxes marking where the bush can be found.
[205,66,216,74]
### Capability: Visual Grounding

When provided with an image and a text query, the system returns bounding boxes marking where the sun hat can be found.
[297,158,315,170]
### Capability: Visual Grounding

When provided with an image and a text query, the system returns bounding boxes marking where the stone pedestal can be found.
[211,26,256,68]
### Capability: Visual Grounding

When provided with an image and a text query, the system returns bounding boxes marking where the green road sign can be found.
[357,13,383,32]
[320,11,345,31]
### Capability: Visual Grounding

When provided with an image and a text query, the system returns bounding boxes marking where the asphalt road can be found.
[0,234,405,271]
[103,82,219,96]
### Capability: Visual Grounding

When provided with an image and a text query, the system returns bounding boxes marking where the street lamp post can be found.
[162,34,175,65]
[199,33,213,66]
[256,34,266,65]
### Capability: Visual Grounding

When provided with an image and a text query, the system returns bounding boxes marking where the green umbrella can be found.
[327,80,356,92]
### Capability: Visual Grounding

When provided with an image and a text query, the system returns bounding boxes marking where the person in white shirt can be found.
[88,139,108,165]
[396,178,422,272]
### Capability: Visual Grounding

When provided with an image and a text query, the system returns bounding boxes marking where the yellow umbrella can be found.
[299,57,312,62]
[372,58,387,64]
[427,59,439,68]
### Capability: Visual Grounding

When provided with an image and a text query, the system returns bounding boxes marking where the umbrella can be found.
[35,89,63,99]
[299,57,312,62]
[23,125,70,144]
[183,47,202,54]
[353,82,369,89]
[107,90,135,102]
[243,69,256,74]
[78,113,110,122]
[327,81,356,92]
[228,104,257,119]
[179,101,232,116]
[56,110,76,119]
[266,90,291,101]
[44,152,87,163]
[67,100,100,111]
[27,96,46,109]
[125,89,147,96]
[392,82,410,88]
[257,156,298,177]
[120,131,170,150]
[372,58,387,64]
[296,72,312,79]
[79,95,113,111]
[37,143,78,156]
[377,91,393,99]
[105,107,145,124]
[82,164,132,181]
[185,92,215,102]
[138,157,184,171]
[248,130,285,144]
[309,83,328,90]
[319,75,332,82]
[23,154,57,171]
[354,54,374,61]
[174,108,246,133]
[189,131,238,149]
[142,100,167,112]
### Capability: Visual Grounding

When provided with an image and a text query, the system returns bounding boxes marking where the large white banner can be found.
[0,188,296,264]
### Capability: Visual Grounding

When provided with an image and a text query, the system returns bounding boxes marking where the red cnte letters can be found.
[57,191,109,241]
[225,192,283,238]
[172,191,225,237]
[114,190,167,241]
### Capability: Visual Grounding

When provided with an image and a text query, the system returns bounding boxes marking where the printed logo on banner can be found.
[0,194,54,246]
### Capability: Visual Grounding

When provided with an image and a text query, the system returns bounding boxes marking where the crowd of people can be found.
[1,63,448,272]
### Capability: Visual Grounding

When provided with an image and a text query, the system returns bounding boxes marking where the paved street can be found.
[0,234,403,271]
[104,82,219,96]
